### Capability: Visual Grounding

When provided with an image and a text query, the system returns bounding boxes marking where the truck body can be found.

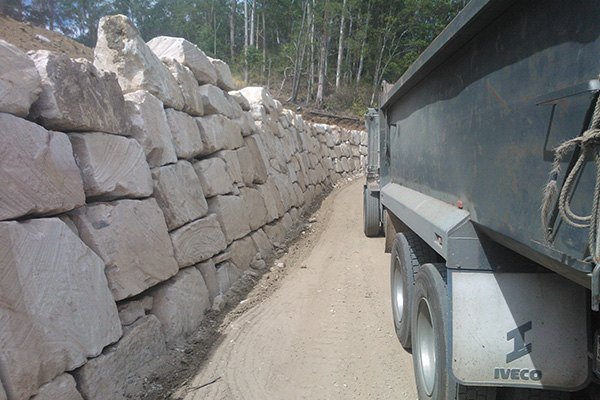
[366,0,600,398]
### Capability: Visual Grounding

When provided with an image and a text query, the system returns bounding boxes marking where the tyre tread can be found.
[364,187,380,237]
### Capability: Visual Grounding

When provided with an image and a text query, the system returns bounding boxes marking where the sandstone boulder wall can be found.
[0,39,42,117]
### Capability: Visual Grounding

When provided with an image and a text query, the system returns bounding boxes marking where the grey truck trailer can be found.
[364,0,600,399]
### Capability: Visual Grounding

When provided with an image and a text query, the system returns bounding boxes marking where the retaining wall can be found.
[0,14,367,400]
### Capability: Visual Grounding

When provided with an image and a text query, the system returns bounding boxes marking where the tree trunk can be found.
[250,0,255,47]
[244,0,249,84]
[316,32,329,109]
[229,0,235,60]
[356,0,372,86]
[306,0,315,105]
[335,0,347,89]
[290,0,308,102]
[262,9,266,80]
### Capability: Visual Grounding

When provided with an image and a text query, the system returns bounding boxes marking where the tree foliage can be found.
[3,0,467,110]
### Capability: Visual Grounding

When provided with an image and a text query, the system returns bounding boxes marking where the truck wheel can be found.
[391,232,440,349]
[363,186,380,237]
[412,263,496,400]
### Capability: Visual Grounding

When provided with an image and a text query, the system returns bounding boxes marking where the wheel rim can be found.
[416,297,436,396]
[392,256,404,322]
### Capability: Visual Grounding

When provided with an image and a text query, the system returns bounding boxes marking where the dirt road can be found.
[178,179,417,400]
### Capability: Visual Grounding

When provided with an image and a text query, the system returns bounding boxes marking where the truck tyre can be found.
[363,186,380,237]
[412,263,496,400]
[391,232,440,349]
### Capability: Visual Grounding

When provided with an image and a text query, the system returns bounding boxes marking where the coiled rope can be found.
[542,94,600,263]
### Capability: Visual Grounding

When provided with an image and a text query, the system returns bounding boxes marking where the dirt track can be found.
[175,180,417,400]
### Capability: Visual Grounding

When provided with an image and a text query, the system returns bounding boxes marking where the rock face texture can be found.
[69,132,153,201]
[149,267,210,341]
[0,113,85,221]
[31,374,84,400]
[73,315,166,400]
[124,90,178,168]
[94,15,184,110]
[147,36,217,86]
[0,39,42,117]
[0,14,366,400]
[0,218,121,400]
[29,50,130,134]
[69,199,179,301]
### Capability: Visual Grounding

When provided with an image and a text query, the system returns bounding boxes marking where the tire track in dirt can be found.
[181,180,417,400]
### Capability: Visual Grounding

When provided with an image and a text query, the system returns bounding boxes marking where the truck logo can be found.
[506,321,532,363]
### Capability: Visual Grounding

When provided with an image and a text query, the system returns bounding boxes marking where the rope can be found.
[542,94,600,262]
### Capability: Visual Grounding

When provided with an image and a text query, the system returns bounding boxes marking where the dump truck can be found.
[364,0,600,399]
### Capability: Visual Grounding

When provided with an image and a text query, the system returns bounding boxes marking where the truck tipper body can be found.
[364,0,600,398]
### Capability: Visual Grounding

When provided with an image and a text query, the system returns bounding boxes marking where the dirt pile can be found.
[0,14,92,60]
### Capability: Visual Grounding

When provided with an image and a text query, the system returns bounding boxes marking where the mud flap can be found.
[450,271,589,391]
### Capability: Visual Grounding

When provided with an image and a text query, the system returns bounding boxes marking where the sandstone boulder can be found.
[31,374,83,400]
[147,36,217,85]
[198,84,242,118]
[152,160,208,231]
[0,39,41,117]
[163,58,204,116]
[169,213,227,268]
[236,112,257,136]
[124,90,177,168]
[195,114,244,155]
[0,218,121,400]
[227,236,258,271]
[117,297,152,327]
[244,135,269,184]
[208,195,251,244]
[236,146,256,187]
[192,157,234,198]
[215,150,243,185]
[208,57,235,91]
[263,220,286,247]
[228,90,250,111]
[149,268,210,341]
[197,259,219,303]
[0,113,85,221]
[215,261,240,294]
[240,187,269,231]
[29,50,130,134]
[257,179,285,220]
[74,315,166,400]
[70,132,153,201]
[70,198,179,301]
[165,108,204,159]
[95,15,184,110]
[239,87,276,112]
[0,382,5,400]
[250,228,273,259]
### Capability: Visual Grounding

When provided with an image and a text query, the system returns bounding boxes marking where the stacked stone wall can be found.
[0,14,367,400]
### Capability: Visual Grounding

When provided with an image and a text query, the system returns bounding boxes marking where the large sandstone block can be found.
[74,315,166,400]
[0,218,121,400]
[152,160,208,231]
[147,36,217,85]
[149,268,210,341]
[165,108,204,159]
[239,87,276,112]
[192,157,234,198]
[257,179,285,221]
[236,112,257,136]
[0,39,41,117]
[263,220,286,247]
[244,135,269,184]
[195,114,243,155]
[227,236,258,271]
[70,198,179,301]
[170,213,227,268]
[70,132,153,201]
[250,228,273,259]
[163,58,204,117]
[236,146,256,187]
[208,195,251,244]
[95,15,184,110]
[124,90,177,168]
[229,90,250,111]
[208,57,235,91]
[215,261,240,294]
[31,374,83,400]
[29,50,130,134]
[0,113,85,221]
[215,150,243,185]
[198,84,242,118]
[241,187,269,231]
[197,259,219,303]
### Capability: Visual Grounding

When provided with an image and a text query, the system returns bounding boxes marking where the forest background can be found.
[0,0,466,117]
